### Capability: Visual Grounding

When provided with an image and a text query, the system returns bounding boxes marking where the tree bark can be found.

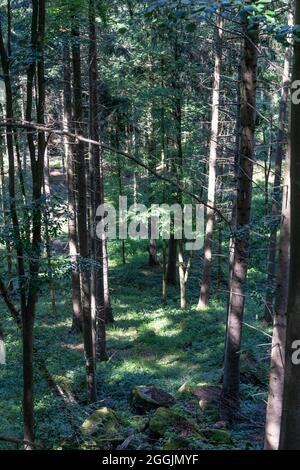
[221,13,258,421]
[63,43,82,333]
[23,0,46,448]
[279,0,300,449]
[198,13,223,309]
[264,119,291,450]
[264,39,292,324]
[72,18,97,403]
[88,0,109,358]
[167,235,177,285]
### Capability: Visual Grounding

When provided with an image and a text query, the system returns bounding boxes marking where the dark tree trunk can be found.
[88,0,109,358]
[265,123,291,450]
[63,43,82,333]
[264,43,292,324]
[279,0,300,449]
[72,19,97,403]
[24,0,46,448]
[221,13,258,422]
[167,235,177,285]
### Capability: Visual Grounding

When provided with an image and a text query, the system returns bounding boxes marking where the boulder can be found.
[201,428,233,445]
[81,407,122,440]
[163,436,192,450]
[130,386,175,414]
[149,407,201,438]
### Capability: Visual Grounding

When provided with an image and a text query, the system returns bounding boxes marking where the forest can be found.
[0,0,300,454]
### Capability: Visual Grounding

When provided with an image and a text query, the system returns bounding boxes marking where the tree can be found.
[198,12,223,310]
[279,0,300,449]
[88,0,109,359]
[221,9,258,421]
[63,42,82,333]
[72,16,97,403]
[264,118,291,450]
[264,27,292,324]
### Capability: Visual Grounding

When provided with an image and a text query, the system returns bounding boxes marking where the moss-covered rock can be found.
[81,407,122,440]
[130,386,175,414]
[129,415,149,432]
[201,428,233,445]
[149,407,201,438]
[163,436,192,450]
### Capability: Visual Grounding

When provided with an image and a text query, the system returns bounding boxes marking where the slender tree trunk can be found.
[116,141,126,265]
[264,123,291,450]
[102,241,114,324]
[72,19,97,403]
[63,43,82,333]
[198,13,223,309]
[167,235,177,285]
[279,0,300,449]
[1,9,32,447]
[148,106,159,267]
[24,0,46,448]
[0,105,13,291]
[162,239,168,304]
[217,226,223,291]
[0,315,4,363]
[221,14,258,421]
[264,38,292,324]
[88,0,109,359]
[178,240,187,309]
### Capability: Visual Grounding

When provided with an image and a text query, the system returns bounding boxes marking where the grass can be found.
[0,249,271,450]
[0,168,274,450]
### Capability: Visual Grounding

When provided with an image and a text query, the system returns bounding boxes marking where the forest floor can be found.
[0,244,271,450]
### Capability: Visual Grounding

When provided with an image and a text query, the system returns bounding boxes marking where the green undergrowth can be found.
[0,252,270,450]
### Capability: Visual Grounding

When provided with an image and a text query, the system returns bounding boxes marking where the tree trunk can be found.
[88,0,110,358]
[221,13,258,422]
[279,0,300,449]
[264,38,292,324]
[63,43,82,333]
[23,0,46,448]
[264,119,291,450]
[72,19,97,403]
[198,13,223,309]
[167,235,177,285]
[162,239,168,304]
[0,104,13,291]
[148,108,159,268]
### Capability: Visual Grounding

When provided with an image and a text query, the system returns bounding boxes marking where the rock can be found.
[81,407,122,439]
[130,386,175,414]
[149,407,201,438]
[201,428,233,445]
[163,436,192,450]
[130,415,149,432]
